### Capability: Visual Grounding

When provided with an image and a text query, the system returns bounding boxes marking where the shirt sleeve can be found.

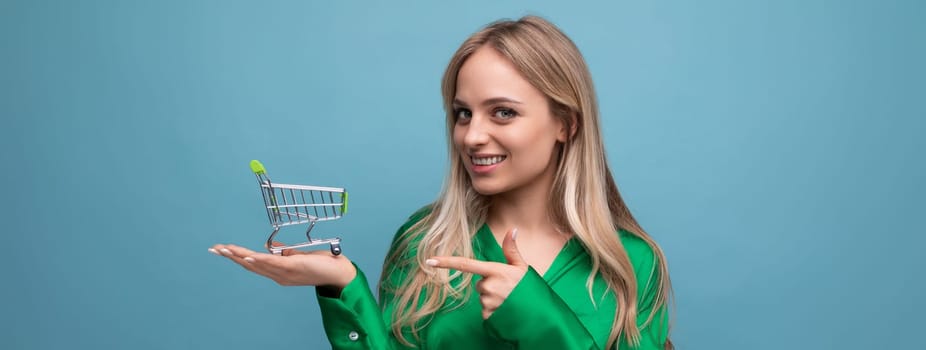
[482,266,600,349]
[314,208,430,349]
[315,265,393,349]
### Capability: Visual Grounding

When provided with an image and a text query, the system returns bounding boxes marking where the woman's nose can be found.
[462,114,491,147]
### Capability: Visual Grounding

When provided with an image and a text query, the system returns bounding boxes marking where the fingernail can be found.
[220,248,232,256]
[244,257,255,263]
[425,259,438,266]
[512,228,519,240]
[208,248,219,256]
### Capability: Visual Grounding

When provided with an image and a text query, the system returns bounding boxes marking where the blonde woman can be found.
[212,15,673,350]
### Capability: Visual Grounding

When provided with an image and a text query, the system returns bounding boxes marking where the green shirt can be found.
[316,209,668,349]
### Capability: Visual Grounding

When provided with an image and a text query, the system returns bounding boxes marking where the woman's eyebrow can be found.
[453,97,524,107]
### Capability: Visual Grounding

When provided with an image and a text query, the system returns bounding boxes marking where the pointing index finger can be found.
[427,256,500,276]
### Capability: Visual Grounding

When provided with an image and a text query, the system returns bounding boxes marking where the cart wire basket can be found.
[250,160,347,255]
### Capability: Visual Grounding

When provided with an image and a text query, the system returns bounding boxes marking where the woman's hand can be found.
[209,242,356,289]
[426,228,527,319]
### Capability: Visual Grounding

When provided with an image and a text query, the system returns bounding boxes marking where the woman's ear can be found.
[557,112,578,142]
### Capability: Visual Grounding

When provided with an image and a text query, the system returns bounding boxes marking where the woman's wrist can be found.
[333,256,357,288]
[317,256,357,297]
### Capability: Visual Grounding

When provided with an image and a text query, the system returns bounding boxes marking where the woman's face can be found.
[452,46,567,197]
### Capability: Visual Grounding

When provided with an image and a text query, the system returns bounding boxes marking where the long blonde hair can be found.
[381,16,672,349]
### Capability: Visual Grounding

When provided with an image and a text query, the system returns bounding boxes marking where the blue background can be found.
[2,1,923,349]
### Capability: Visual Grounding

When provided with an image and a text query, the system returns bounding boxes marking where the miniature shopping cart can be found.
[250,160,347,255]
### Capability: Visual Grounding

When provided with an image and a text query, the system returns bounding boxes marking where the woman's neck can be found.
[486,174,562,240]
[488,194,552,233]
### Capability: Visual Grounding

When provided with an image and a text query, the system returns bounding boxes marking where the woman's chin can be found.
[470,180,506,196]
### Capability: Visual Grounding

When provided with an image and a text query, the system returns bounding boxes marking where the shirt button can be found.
[348,331,360,341]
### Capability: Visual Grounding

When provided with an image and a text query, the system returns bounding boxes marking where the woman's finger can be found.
[264,241,308,256]
[222,245,284,274]
[426,256,501,277]
[475,278,488,294]
[209,244,242,261]
[208,245,222,256]
[210,244,283,279]
[222,244,259,257]
[479,294,491,308]
[241,253,294,277]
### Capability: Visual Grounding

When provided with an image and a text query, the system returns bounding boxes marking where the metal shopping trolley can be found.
[250,160,347,255]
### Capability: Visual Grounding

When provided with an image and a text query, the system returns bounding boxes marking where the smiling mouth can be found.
[471,155,507,166]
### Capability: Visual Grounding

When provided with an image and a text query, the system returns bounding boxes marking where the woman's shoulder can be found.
[385,204,434,256]
[617,229,660,276]
[397,204,433,233]
[617,229,653,255]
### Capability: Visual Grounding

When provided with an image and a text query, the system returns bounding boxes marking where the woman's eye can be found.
[494,108,518,119]
[454,108,472,121]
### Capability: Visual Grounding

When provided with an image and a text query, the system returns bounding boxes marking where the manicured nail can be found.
[243,257,255,263]
[220,248,232,256]
[425,259,438,267]
[208,248,219,255]
[512,228,519,240]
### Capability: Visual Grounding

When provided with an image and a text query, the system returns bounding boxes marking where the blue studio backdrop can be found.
[1,1,923,349]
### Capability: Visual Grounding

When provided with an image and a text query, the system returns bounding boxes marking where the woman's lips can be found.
[470,155,506,175]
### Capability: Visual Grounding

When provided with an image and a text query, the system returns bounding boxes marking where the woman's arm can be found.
[314,210,429,349]
[315,265,398,349]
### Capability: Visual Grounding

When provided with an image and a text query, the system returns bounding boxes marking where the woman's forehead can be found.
[455,47,544,105]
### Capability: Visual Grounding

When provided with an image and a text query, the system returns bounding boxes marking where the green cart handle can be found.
[250,160,267,175]
[341,192,349,215]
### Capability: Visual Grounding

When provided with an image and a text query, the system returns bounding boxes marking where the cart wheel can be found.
[330,243,342,256]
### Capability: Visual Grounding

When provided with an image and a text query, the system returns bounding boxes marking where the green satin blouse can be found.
[315,209,668,349]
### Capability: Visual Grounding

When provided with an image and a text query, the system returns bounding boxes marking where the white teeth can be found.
[472,156,506,166]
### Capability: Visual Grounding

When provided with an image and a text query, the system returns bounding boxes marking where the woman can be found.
[211,15,673,349]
